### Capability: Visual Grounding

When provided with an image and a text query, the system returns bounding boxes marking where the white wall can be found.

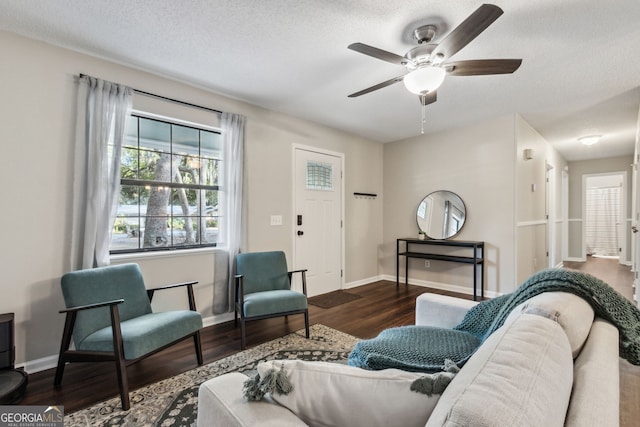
[0,31,383,370]
[382,115,517,296]
[515,116,567,283]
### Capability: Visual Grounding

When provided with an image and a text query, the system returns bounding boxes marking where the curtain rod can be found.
[79,73,222,115]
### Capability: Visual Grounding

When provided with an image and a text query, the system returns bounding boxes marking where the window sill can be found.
[110,246,226,262]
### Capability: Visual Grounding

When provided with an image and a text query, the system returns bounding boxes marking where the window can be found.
[110,113,222,253]
[306,161,333,191]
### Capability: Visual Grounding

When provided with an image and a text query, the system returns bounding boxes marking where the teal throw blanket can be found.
[462,268,640,365]
[349,269,640,372]
[348,326,480,372]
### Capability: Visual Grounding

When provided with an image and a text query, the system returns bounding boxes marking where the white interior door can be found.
[294,147,343,297]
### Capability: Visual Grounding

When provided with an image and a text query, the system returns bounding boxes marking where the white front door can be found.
[294,147,343,297]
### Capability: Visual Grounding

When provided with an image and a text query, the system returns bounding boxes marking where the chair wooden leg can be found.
[240,317,246,350]
[194,331,204,365]
[234,304,238,327]
[110,305,130,410]
[54,312,76,387]
[304,310,310,339]
[114,351,130,410]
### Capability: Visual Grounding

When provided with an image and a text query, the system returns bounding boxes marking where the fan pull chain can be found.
[421,102,426,134]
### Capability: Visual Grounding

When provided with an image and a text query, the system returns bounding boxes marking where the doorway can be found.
[293,146,344,297]
[583,173,626,262]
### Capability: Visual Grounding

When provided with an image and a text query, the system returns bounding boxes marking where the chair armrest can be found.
[235,275,245,304]
[147,280,198,293]
[57,299,126,358]
[147,281,199,311]
[415,293,478,328]
[287,270,308,296]
[59,299,124,314]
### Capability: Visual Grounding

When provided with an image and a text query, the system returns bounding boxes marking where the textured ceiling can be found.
[1,0,639,161]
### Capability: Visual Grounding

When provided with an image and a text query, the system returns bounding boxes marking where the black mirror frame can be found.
[416,190,466,240]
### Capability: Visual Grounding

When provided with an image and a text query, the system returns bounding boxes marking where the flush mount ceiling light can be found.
[403,66,447,95]
[579,135,601,146]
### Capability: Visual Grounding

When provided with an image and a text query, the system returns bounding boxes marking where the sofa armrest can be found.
[415,293,478,328]
[197,372,308,427]
[564,318,619,427]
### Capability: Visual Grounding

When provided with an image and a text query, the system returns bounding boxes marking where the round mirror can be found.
[416,191,466,239]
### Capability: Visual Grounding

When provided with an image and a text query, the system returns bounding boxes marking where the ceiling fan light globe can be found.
[403,66,446,95]
[579,135,601,146]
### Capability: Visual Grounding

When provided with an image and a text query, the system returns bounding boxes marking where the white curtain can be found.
[70,76,133,269]
[212,112,245,314]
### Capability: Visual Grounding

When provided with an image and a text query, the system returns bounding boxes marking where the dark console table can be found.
[396,238,485,300]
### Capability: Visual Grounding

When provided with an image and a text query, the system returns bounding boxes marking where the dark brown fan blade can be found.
[445,59,522,76]
[432,4,504,61]
[419,92,437,106]
[348,42,410,66]
[348,75,406,98]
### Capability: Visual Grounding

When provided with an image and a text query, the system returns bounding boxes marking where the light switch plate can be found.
[270,215,283,226]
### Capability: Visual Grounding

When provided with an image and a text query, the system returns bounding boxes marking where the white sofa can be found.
[197,292,620,427]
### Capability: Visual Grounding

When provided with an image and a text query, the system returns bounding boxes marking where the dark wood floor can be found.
[21,265,639,424]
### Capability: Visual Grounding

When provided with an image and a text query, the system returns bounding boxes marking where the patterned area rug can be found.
[65,324,358,426]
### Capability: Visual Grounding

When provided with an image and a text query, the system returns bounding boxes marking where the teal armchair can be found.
[235,251,309,349]
[54,263,203,410]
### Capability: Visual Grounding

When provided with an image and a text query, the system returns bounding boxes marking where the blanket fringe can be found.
[243,364,293,401]
[410,359,460,396]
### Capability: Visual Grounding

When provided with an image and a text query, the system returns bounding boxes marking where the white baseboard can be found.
[202,312,233,328]
[344,276,384,289]
[18,354,59,374]
[379,274,500,299]
[565,257,586,262]
[19,313,227,374]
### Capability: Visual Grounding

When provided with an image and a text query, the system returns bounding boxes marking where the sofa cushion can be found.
[565,319,620,427]
[504,291,594,358]
[426,312,574,427]
[256,360,443,427]
[197,372,307,427]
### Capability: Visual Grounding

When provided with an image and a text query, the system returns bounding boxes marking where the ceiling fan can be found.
[347,3,522,107]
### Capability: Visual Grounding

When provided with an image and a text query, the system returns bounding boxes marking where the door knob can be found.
[633,226,638,234]
[297,230,304,236]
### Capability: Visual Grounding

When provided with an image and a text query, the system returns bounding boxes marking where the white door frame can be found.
[562,168,569,263]
[582,171,627,263]
[546,162,556,268]
[633,120,640,306]
[291,144,345,289]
